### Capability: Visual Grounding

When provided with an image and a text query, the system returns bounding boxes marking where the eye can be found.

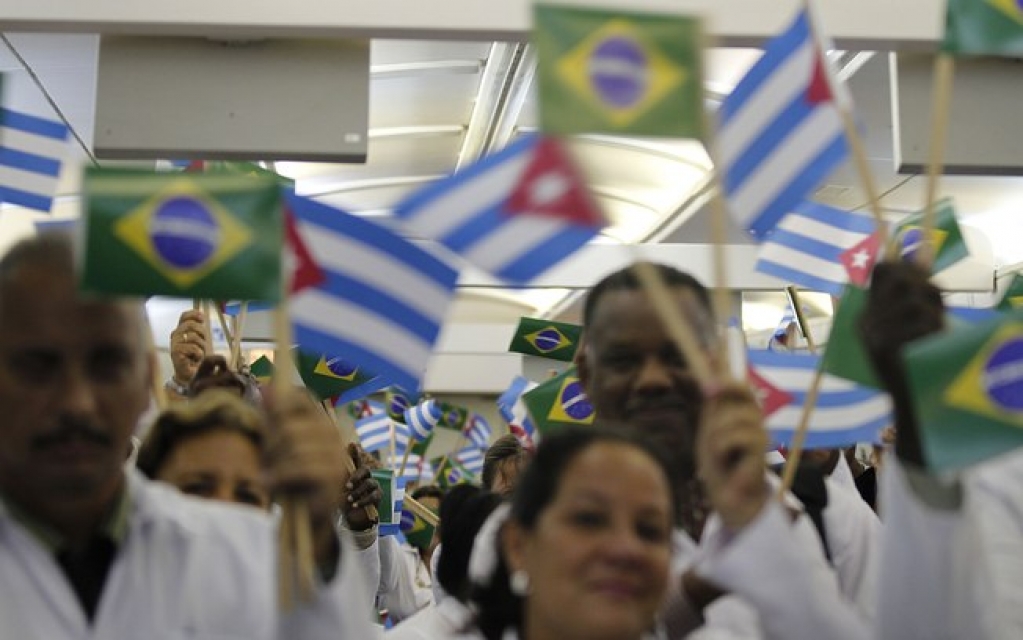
[601,351,640,369]
[635,518,670,544]
[180,481,216,499]
[236,488,267,507]
[8,351,59,384]
[89,346,135,382]
[569,509,608,530]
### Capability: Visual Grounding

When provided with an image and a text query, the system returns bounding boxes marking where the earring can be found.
[510,570,530,596]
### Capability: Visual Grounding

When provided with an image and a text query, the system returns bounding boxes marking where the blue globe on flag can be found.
[149,196,220,269]
[588,35,648,109]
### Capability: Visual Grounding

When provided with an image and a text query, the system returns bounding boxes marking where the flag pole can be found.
[231,302,248,370]
[201,300,216,356]
[396,442,415,484]
[403,495,440,528]
[784,286,818,354]
[917,54,955,271]
[431,435,468,485]
[214,304,234,360]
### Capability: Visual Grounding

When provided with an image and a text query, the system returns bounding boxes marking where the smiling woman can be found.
[463,425,678,640]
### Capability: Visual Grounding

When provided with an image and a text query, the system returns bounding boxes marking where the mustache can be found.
[31,420,113,451]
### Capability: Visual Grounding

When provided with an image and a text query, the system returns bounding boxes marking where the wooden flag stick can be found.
[784,286,818,354]
[214,305,234,357]
[231,302,249,369]
[404,495,440,528]
[145,321,168,411]
[396,443,415,485]
[431,435,468,485]
[917,54,955,271]
[292,500,316,597]
[319,399,379,520]
[701,104,734,377]
[201,300,216,356]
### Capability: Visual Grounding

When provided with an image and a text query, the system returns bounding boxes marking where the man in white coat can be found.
[0,234,377,638]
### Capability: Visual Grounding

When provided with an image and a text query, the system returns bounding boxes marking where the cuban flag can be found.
[355,414,410,455]
[498,376,538,446]
[0,108,70,212]
[747,349,891,448]
[287,192,458,394]
[464,412,493,450]
[404,399,443,442]
[455,445,485,477]
[717,8,850,239]
[394,135,604,284]
[757,202,880,296]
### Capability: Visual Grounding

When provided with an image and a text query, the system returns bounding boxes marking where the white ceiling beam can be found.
[0,0,942,50]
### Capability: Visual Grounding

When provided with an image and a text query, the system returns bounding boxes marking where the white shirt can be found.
[387,596,471,639]
[0,471,378,639]
[378,536,433,622]
[877,450,1023,640]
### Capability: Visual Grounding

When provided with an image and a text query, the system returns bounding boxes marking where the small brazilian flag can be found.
[905,309,1023,471]
[534,5,703,138]
[386,389,413,422]
[889,198,967,275]
[438,402,468,432]
[373,468,404,537]
[294,350,377,402]
[248,355,274,386]
[400,507,437,551]
[508,317,582,362]
[522,366,595,435]
[998,274,1023,311]
[81,169,283,301]
[944,0,1023,56]
[434,456,475,489]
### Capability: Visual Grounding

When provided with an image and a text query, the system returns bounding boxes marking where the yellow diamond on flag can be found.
[113,178,254,289]
[547,375,595,425]
[895,225,948,262]
[988,0,1023,26]
[555,18,686,128]
[313,355,359,382]
[945,322,1023,429]
[525,326,573,354]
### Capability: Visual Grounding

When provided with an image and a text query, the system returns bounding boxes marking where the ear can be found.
[501,520,529,575]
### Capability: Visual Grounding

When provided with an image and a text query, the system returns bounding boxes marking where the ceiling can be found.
[2,31,1022,353]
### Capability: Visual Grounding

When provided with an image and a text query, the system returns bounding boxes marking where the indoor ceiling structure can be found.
[1,0,1021,391]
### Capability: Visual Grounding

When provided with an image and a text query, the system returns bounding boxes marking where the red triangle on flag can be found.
[504,137,606,229]
[285,208,326,295]
[806,49,834,105]
[839,232,881,286]
[747,366,794,418]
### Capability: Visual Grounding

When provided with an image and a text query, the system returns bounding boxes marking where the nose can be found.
[634,355,673,394]
[600,520,654,569]
[59,365,99,418]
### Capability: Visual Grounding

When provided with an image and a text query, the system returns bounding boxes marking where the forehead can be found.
[586,287,709,346]
[557,443,670,509]
[0,263,144,346]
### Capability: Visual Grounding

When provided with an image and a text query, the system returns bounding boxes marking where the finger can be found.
[350,489,382,510]
[176,344,206,363]
[348,479,378,503]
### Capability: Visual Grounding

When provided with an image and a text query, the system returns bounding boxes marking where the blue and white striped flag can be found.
[287,191,459,394]
[464,412,493,450]
[747,349,891,448]
[386,453,429,482]
[717,9,850,239]
[455,445,485,477]
[404,399,443,442]
[499,376,538,446]
[394,134,599,284]
[356,414,411,455]
[0,108,70,212]
[756,202,879,296]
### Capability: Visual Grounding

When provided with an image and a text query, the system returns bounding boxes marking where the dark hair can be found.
[189,355,263,406]
[137,389,266,479]
[411,484,444,503]
[582,262,713,328]
[436,485,503,601]
[470,425,679,640]
[482,434,528,490]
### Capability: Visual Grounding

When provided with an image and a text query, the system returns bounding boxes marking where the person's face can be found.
[157,430,269,509]
[0,262,151,507]
[577,287,715,476]
[490,456,525,497]
[504,442,673,640]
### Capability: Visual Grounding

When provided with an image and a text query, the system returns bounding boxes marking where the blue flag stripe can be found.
[0,148,62,177]
[496,224,596,282]
[756,260,845,297]
[770,420,886,448]
[765,228,846,262]
[335,376,391,406]
[723,92,817,193]
[794,201,878,234]
[0,186,53,212]
[317,271,440,346]
[0,108,69,140]
[718,12,810,125]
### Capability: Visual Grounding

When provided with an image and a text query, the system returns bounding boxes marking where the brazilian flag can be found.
[434,456,475,489]
[905,309,1023,471]
[400,507,437,551]
[508,317,582,362]
[821,286,881,389]
[944,0,1023,56]
[294,350,378,402]
[438,402,468,432]
[534,4,703,138]
[386,389,413,422]
[522,366,595,435]
[998,274,1023,311]
[81,168,283,301]
[889,198,967,275]
[248,355,274,386]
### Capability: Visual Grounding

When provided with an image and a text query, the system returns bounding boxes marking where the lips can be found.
[590,577,646,601]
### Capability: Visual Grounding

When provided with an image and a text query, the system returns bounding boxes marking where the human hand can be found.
[342,443,382,532]
[170,310,208,385]
[697,384,770,532]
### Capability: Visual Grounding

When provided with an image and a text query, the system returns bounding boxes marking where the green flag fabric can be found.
[294,350,376,401]
[438,402,468,432]
[522,366,596,434]
[998,274,1023,311]
[821,286,882,389]
[386,389,413,422]
[372,469,397,526]
[434,456,475,489]
[534,4,703,138]
[944,0,1023,56]
[410,433,434,457]
[81,169,283,301]
[889,198,968,275]
[508,317,582,362]
[400,507,437,551]
[905,310,1023,471]
[248,355,274,385]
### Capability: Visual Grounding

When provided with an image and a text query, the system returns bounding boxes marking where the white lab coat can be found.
[387,596,472,639]
[877,450,1023,640]
[0,470,379,639]
[378,536,433,622]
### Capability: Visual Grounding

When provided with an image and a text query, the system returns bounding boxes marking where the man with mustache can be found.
[0,234,376,638]
[576,263,875,639]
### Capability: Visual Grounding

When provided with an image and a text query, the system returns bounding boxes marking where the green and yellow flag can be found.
[400,507,437,551]
[386,389,413,422]
[534,4,703,138]
[889,198,967,275]
[998,274,1023,311]
[522,366,596,434]
[508,317,582,362]
[294,350,376,401]
[944,0,1023,56]
[434,456,475,489]
[81,169,283,301]
[438,402,468,432]
[248,355,274,386]
[905,309,1023,471]
[821,286,882,389]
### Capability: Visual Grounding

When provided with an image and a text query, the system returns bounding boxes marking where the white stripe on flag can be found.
[0,126,69,159]
[460,214,567,275]
[758,245,850,285]
[775,213,872,241]
[0,165,60,197]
